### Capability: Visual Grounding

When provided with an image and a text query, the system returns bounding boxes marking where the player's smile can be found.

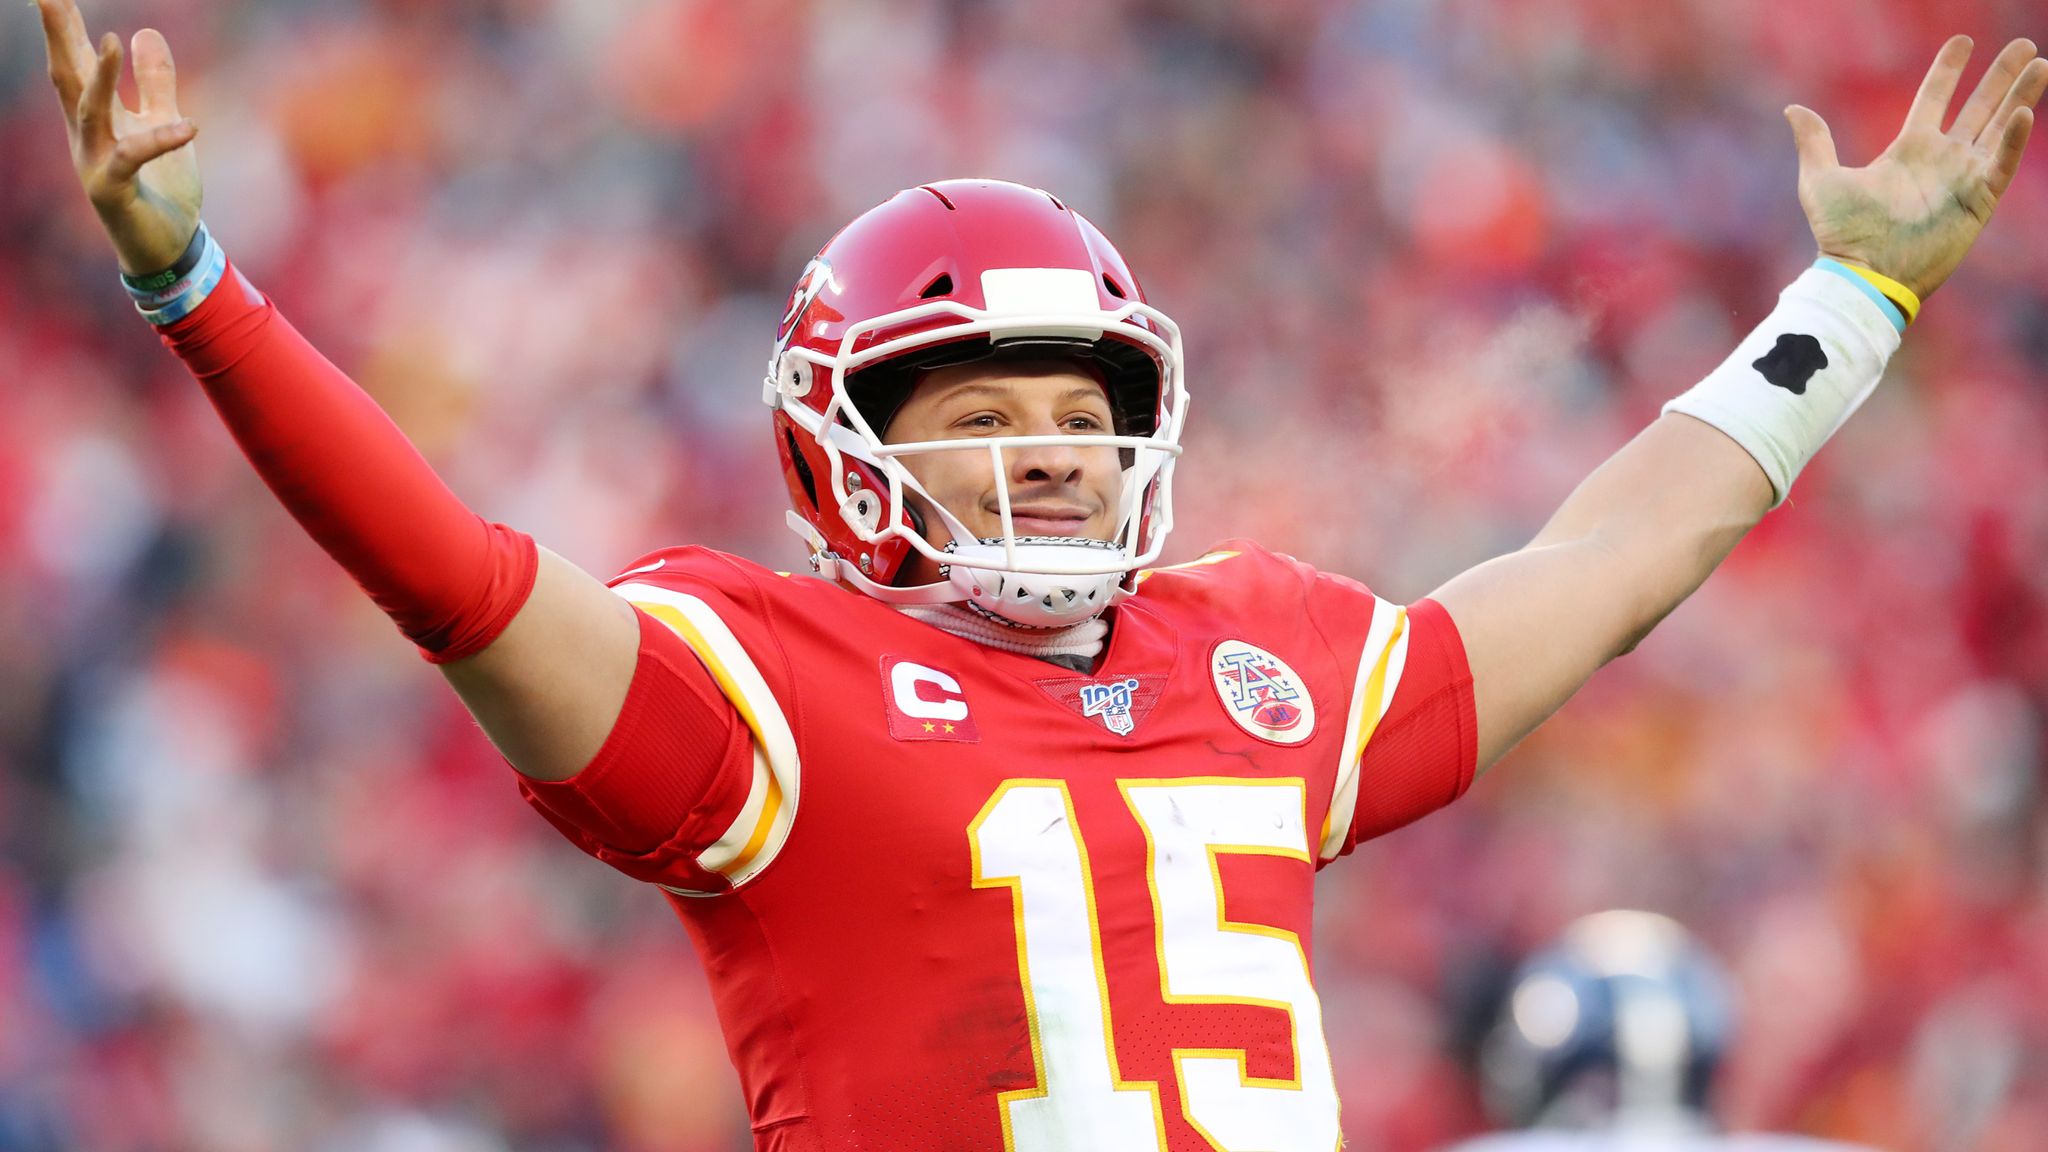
[999,501,1094,537]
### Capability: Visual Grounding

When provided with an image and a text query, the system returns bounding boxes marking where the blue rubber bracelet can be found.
[137,230,227,327]
[1813,257,1907,334]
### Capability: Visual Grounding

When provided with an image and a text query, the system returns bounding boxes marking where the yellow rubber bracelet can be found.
[1837,262,1921,325]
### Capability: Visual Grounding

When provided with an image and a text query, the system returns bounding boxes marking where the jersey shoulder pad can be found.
[607,545,900,636]
[1134,538,1377,612]
[606,544,792,594]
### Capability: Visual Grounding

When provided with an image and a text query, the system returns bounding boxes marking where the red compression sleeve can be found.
[160,262,537,662]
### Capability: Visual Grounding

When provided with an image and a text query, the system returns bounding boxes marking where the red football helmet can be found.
[765,179,1188,628]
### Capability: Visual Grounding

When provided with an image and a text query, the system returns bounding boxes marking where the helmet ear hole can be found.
[782,426,818,508]
[918,273,953,299]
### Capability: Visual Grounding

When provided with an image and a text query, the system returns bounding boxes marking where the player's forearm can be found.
[1436,264,1902,769]
[159,259,536,660]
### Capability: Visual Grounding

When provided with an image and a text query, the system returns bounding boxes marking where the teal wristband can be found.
[1813,258,1907,334]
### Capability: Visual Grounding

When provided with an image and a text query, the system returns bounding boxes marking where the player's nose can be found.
[1005,428,1086,486]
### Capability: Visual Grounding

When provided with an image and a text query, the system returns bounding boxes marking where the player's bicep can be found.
[1429,534,1657,773]
[520,575,803,893]
[439,545,642,782]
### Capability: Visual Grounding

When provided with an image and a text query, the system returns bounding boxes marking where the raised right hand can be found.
[1786,35,2045,302]
[36,0,203,276]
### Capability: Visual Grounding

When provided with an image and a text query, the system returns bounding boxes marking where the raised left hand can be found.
[1788,36,2047,302]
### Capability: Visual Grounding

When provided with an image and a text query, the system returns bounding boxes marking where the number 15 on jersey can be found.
[969,778,1342,1152]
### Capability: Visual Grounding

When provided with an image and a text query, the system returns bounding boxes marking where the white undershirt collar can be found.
[894,602,1108,666]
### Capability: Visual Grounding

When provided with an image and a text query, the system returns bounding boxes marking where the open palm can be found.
[1789,35,2047,302]
[37,0,202,276]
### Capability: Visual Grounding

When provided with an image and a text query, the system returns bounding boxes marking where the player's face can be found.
[883,361,1124,574]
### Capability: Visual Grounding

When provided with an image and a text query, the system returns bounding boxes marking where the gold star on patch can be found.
[922,721,936,733]
[942,722,956,733]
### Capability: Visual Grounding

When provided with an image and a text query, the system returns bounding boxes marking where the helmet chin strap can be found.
[815,537,1132,630]
[939,538,1128,628]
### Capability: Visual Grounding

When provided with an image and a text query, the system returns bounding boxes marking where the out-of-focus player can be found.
[33,0,2046,1146]
[1443,912,1880,1152]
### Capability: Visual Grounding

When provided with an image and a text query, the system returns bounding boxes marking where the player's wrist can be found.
[119,221,205,292]
[1812,256,1921,331]
[122,220,225,326]
[1660,264,1902,506]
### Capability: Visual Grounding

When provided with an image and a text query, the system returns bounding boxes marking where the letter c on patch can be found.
[890,661,969,721]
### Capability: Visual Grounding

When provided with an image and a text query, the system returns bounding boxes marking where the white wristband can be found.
[1661,265,1902,506]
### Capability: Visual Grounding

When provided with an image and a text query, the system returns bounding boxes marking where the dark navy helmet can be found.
[1480,911,1737,1131]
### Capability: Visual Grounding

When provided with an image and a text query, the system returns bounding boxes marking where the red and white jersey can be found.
[519,541,1476,1151]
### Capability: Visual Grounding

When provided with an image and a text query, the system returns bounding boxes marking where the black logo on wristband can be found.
[1752,334,1828,395]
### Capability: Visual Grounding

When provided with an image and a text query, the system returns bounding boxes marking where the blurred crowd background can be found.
[4,0,2047,1149]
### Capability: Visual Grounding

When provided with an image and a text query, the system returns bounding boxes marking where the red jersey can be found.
[519,541,1476,1151]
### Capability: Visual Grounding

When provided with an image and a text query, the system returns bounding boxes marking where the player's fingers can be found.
[1785,104,1840,177]
[1987,106,2035,199]
[51,0,98,68]
[76,31,123,152]
[131,28,182,119]
[1906,34,1974,131]
[1975,57,2048,152]
[34,0,94,116]
[104,117,198,185]
[1953,38,2038,141]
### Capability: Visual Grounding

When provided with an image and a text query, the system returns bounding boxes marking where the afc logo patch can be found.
[1209,640,1317,745]
[881,656,980,742]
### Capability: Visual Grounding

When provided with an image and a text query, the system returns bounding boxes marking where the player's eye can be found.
[1064,415,1107,432]
[957,412,1004,432]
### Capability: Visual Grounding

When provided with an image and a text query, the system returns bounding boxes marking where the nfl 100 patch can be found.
[1209,639,1316,745]
[1038,674,1168,737]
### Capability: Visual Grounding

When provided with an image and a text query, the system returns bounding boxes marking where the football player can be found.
[1443,911,1879,1152]
[35,0,2045,1147]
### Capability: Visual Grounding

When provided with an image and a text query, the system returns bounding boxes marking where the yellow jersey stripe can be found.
[618,584,801,887]
[1349,611,1407,766]
[1319,601,1410,860]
